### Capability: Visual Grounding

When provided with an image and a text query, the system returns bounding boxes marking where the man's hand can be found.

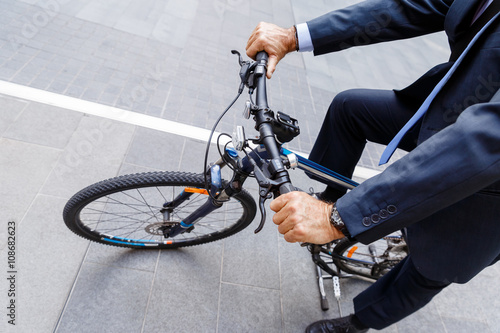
[269,191,345,244]
[246,22,296,79]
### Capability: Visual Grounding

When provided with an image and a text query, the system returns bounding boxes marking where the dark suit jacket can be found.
[307,0,500,282]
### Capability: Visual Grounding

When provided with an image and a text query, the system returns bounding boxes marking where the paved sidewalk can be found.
[0,0,499,332]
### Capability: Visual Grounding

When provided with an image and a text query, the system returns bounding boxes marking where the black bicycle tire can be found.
[333,237,407,280]
[333,238,380,280]
[63,171,257,249]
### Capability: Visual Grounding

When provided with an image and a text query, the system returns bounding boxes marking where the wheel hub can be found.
[145,222,179,236]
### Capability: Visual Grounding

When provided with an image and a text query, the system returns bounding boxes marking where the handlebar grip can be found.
[254,51,269,108]
[279,183,295,194]
[256,51,269,63]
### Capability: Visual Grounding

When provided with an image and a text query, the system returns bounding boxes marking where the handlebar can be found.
[251,51,294,195]
[227,49,296,233]
[255,51,269,62]
[255,52,269,109]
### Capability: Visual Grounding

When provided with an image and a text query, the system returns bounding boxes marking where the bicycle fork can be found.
[160,146,251,239]
[160,164,226,239]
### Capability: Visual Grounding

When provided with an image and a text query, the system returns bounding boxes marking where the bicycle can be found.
[63,50,408,310]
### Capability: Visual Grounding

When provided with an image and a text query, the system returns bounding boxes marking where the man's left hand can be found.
[246,22,296,79]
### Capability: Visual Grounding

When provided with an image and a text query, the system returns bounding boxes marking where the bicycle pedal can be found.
[332,276,341,300]
[333,276,343,316]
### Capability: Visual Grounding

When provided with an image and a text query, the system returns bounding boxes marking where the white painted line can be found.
[0,80,381,180]
[0,80,217,143]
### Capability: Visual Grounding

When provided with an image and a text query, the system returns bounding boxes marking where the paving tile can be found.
[97,91,117,105]
[440,316,491,333]
[55,262,153,333]
[9,195,89,333]
[145,105,163,117]
[471,264,500,328]
[12,62,42,83]
[3,59,27,72]
[433,269,500,332]
[190,13,223,43]
[279,236,341,332]
[0,66,18,80]
[152,14,192,48]
[218,283,282,333]
[3,102,82,149]
[125,127,185,171]
[178,137,213,174]
[28,75,52,89]
[81,86,102,102]
[222,217,280,290]
[0,95,28,135]
[0,138,60,225]
[84,242,160,272]
[393,301,447,333]
[337,278,373,317]
[41,115,136,199]
[142,243,222,332]
[64,84,85,98]
[46,79,69,94]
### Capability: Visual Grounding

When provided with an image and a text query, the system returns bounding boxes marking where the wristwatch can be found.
[329,202,352,239]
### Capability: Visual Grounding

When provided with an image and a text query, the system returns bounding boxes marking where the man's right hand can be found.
[246,22,297,79]
[270,191,345,244]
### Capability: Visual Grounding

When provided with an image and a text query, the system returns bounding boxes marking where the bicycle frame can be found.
[280,148,358,189]
[162,145,359,238]
[238,146,358,190]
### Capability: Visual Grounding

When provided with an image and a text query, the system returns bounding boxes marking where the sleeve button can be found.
[371,214,381,223]
[387,205,397,214]
[362,217,372,227]
[379,209,389,218]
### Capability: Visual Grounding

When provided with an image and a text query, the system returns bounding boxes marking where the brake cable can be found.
[203,91,242,201]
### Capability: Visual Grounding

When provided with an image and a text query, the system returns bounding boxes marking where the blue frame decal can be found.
[281,148,359,188]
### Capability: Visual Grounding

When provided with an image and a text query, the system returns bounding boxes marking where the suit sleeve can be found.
[336,89,500,244]
[308,0,453,55]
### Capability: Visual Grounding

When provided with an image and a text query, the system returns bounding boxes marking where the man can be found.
[246,0,500,332]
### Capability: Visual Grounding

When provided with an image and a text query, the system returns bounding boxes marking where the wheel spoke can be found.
[135,188,161,223]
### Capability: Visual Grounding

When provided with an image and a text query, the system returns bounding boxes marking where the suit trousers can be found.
[354,256,451,329]
[308,89,422,201]
[307,89,451,328]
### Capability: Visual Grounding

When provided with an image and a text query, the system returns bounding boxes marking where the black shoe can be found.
[305,315,368,333]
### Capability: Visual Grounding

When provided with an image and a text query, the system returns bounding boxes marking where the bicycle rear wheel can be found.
[333,234,408,279]
[63,171,257,249]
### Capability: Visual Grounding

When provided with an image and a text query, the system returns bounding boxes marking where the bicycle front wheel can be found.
[63,171,257,249]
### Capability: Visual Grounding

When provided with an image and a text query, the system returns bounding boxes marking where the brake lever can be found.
[255,195,269,234]
[251,161,279,234]
[231,50,256,93]
[231,50,245,66]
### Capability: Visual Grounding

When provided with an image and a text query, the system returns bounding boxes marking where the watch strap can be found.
[330,203,352,239]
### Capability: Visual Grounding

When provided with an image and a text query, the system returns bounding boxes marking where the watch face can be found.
[331,208,344,227]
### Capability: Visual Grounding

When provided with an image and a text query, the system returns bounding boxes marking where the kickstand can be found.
[315,264,343,315]
[312,244,354,316]
[316,265,329,311]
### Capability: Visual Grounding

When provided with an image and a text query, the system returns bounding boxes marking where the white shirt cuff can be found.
[296,23,314,52]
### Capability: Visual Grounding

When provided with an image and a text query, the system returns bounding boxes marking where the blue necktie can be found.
[379,11,500,165]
